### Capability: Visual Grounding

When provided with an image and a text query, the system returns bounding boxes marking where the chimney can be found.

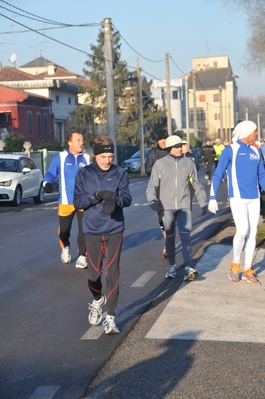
[47,63,56,76]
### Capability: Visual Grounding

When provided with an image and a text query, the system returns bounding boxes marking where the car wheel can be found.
[34,184,45,203]
[12,186,22,206]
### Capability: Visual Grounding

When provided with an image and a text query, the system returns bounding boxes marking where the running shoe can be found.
[228,262,240,282]
[88,294,105,325]
[162,246,167,258]
[75,255,87,269]
[184,266,199,281]
[208,180,211,185]
[205,174,209,180]
[165,265,177,278]
[242,268,258,283]
[103,315,120,335]
[61,246,71,264]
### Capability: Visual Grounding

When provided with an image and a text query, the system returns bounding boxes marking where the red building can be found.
[0,85,53,145]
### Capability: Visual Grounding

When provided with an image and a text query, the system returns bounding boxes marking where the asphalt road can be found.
[0,172,231,399]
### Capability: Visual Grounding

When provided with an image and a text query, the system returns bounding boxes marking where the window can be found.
[43,114,48,137]
[214,113,220,120]
[56,95,59,103]
[27,111,33,137]
[199,94,206,102]
[213,93,220,102]
[37,113,42,137]
[172,90,178,100]
[68,98,71,105]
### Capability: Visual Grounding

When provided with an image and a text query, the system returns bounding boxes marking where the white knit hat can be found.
[232,121,257,143]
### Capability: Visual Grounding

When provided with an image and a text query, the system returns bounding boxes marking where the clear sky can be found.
[0,0,264,98]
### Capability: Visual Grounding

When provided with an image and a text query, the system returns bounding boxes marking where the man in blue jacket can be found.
[74,135,132,335]
[43,132,90,268]
[209,120,265,283]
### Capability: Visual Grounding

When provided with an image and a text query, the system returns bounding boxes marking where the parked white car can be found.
[0,154,44,206]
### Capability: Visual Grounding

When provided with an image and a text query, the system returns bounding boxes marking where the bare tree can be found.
[205,0,265,72]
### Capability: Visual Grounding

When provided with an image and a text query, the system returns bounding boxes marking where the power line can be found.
[113,23,165,63]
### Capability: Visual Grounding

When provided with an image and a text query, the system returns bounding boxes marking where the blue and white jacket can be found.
[43,150,90,205]
[210,141,265,200]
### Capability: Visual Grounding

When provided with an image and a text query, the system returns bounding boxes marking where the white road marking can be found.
[131,271,156,287]
[80,312,107,340]
[29,385,59,399]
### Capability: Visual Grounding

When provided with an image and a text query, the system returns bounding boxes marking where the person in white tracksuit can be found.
[208,120,265,283]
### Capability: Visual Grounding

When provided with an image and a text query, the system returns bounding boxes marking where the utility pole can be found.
[136,57,145,176]
[257,113,261,142]
[192,70,198,138]
[228,102,231,142]
[185,79,190,146]
[165,53,172,135]
[103,17,117,162]
[245,107,248,121]
[219,86,224,142]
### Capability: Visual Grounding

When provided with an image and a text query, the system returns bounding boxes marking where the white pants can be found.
[230,197,260,270]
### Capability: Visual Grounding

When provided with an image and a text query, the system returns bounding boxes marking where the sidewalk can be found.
[85,218,265,399]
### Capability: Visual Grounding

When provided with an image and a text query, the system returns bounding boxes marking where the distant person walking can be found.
[43,132,90,268]
[146,128,169,258]
[208,120,265,283]
[146,135,207,281]
[201,138,216,185]
[213,138,225,169]
[74,136,132,334]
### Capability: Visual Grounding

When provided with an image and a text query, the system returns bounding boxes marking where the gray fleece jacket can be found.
[146,154,206,210]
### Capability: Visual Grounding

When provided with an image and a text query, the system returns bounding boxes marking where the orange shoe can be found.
[228,262,240,282]
[242,268,258,283]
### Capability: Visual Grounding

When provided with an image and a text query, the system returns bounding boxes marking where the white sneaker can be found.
[61,246,71,264]
[75,255,87,269]
[103,315,120,335]
[184,266,199,281]
[88,295,105,325]
[165,264,177,278]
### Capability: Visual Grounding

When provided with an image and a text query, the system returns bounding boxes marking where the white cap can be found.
[165,135,184,148]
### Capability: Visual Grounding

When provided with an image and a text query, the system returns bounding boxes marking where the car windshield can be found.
[131,149,149,158]
[0,158,18,172]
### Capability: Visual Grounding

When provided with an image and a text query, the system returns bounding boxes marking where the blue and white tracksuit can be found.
[210,141,265,269]
[43,150,90,255]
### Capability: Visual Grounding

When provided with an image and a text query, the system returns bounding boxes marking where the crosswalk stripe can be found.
[131,271,156,287]
[29,385,59,399]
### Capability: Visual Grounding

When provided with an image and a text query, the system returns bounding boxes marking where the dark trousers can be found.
[59,211,86,256]
[205,162,214,181]
[85,232,123,316]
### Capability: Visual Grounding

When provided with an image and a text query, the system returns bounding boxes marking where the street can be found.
[0,172,231,399]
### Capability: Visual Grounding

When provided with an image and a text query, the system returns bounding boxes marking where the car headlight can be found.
[0,180,12,187]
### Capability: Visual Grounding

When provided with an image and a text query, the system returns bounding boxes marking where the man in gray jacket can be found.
[146,135,207,280]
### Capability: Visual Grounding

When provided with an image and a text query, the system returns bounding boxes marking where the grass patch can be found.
[257,223,265,248]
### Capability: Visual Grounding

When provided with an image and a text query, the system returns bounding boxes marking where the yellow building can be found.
[186,55,239,142]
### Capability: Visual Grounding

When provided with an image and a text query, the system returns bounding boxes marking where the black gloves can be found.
[201,205,208,216]
[150,200,159,212]
[94,191,117,214]
[94,191,116,202]
[44,182,52,193]
[103,199,116,214]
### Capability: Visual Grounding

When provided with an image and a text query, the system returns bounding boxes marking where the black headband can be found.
[93,143,114,155]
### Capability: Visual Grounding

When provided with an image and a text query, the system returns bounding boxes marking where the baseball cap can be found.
[165,135,184,148]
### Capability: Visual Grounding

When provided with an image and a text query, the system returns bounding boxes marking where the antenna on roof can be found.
[9,53,17,68]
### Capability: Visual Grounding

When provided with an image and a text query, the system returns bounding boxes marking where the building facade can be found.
[186,55,239,142]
